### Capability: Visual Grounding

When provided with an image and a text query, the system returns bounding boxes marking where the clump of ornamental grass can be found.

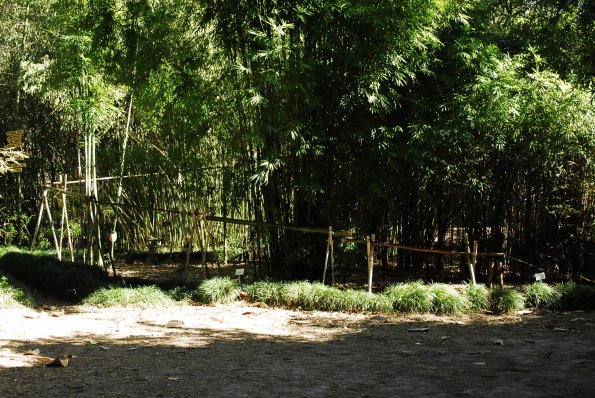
[281,281,314,308]
[340,289,393,313]
[383,281,433,314]
[245,280,285,306]
[279,281,392,313]
[0,276,34,308]
[83,285,178,307]
[429,283,469,315]
[490,287,525,314]
[196,277,240,304]
[307,282,344,311]
[525,282,561,309]
[464,283,490,312]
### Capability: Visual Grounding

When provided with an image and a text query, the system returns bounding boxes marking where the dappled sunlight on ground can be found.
[1,305,594,397]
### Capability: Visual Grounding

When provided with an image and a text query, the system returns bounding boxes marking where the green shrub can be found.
[464,283,490,312]
[383,281,433,313]
[340,289,393,313]
[0,276,34,307]
[556,281,595,310]
[525,282,561,309]
[245,280,285,305]
[0,246,22,258]
[429,284,469,315]
[281,281,314,308]
[83,285,178,307]
[490,287,525,314]
[307,283,344,311]
[196,277,240,304]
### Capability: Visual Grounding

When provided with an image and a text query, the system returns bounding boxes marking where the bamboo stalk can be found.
[330,226,335,286]
[464,233,476,285]
[367,235,375,294]
[30,195,45,252]
[43,190,61,260]
[322,226,331,285]
[62,175,74,261]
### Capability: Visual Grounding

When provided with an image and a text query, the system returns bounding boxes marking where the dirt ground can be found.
[1,303,594,398]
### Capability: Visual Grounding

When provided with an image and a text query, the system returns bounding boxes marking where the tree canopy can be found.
[0,0,593,280]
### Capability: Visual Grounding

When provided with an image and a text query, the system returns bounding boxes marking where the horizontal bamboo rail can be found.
[45,186,353,237]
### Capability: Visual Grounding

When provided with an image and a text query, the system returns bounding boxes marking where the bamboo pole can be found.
[472,240,478,284]
[62,175,74,261]
[30,195,45,252]
[183,211,195,282]
[200,212,211,279]
[464,233,476,285]
[367,235,375,294]
[487,260,494,288]
[58,175,65,257]
[322,226,331,285]
[43,190,61,260]
[330,226,335,286]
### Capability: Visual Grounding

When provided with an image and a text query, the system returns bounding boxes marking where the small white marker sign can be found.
[534,272,546,281]
[235,268,245,276]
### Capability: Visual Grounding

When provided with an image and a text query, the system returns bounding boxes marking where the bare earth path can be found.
[1,304,594,397]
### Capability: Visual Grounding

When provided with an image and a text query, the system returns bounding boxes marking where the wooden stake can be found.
[58,175,65,257]
[464,233,476,285]
[367,235,375,294]
[63,176,74,262]
[487,260,494,288]
[43,190,61,260]
[183,211,196,281]
[322,226,333,285]
[201,212,211,279]
[30,196,45,252]
[498,261,504,288]
[330,226,335,286]
[472,240,478,284]
[322,231,330,285]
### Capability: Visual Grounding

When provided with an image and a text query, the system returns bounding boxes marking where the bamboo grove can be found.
[0,0,594,280]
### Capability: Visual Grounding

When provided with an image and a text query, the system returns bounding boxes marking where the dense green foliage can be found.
[196,276,240,304]
[0,1,594,280]
[525,281,561,309]
[83,285,178,307]
[490,286,525,314]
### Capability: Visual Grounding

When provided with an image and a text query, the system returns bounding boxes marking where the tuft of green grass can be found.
[281,281,315,308]
[303,283,343,311]
[525,282,561,309]
[383,281,433,314]
[0,276,34,308]
[196,277,240,304]
[464,283,490,312]
[245,280,285,306]
[0,246,23,258]
[490,287,525,314]
[429,284,469,315]
[83,285,178,307]
[340,289,393,313]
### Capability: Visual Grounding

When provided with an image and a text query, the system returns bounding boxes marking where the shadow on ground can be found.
[1,309,594,398]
